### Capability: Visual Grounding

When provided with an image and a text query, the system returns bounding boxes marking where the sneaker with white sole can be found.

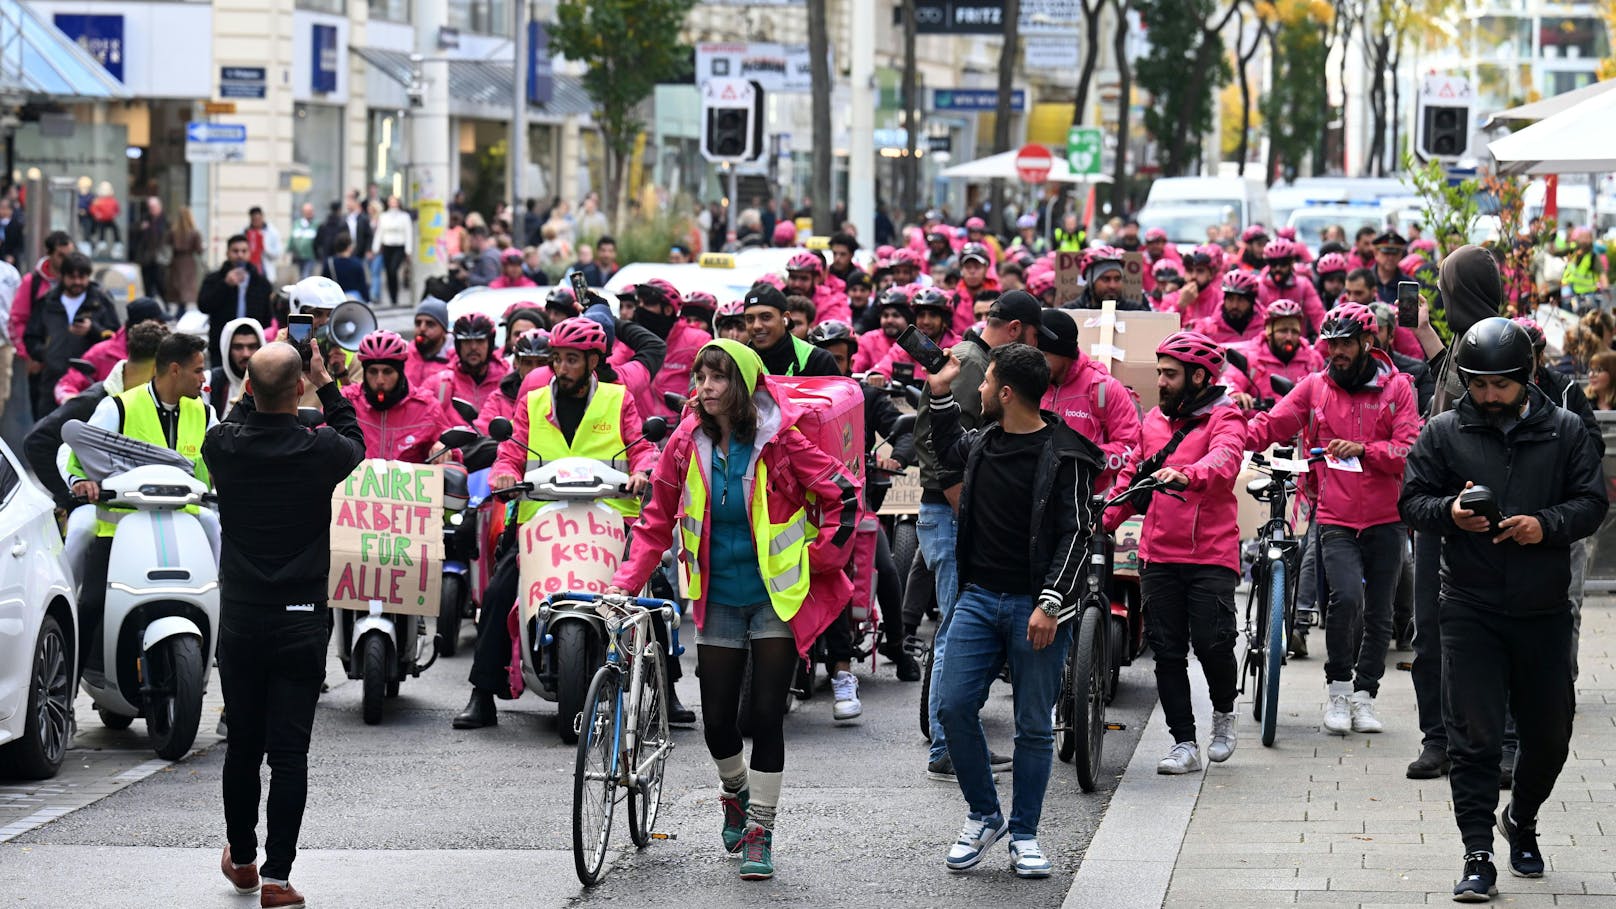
[1323,681,1352,735]
[1009,838,1053,878]
[1208,711,1237,762]
[1349,690,1383,733]
[945,814,1009,871]
[1157,741,1202,774]
[831,671,862,721]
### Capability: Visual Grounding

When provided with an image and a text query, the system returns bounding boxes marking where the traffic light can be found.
[700,79,764,164]
[1420,104,1469,160]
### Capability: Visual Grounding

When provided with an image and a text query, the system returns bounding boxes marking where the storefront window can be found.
[294,103,345,217]
[448,0,513,37]
[297,0,346,12]
[14,118,129,260]
[368,0,409,22]
[368,111,406,202]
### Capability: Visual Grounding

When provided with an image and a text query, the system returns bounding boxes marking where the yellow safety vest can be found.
[1564,252,1603,295]
[677,433,815,622]
[68,385,209,537]
[518,382,639,522]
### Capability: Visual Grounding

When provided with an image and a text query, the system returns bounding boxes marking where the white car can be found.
[0,439,78,780]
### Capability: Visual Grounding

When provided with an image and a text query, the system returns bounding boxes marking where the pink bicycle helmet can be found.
[1221,270,1261,298]
[1153,258,1186,279]
[358,330,410,364]
[890,248,924,270]
[713,300,747,331]
[1511,316,1546,351]
[1157,330,1226,375]
[1314,252,1350,276]
[1187,243,1225,271]
[786,251,824,275]
[1320,302,1377,340]
[1263,238,1300,261]
[1265,298,1305,323]
[1144,226,1169,243]
[1241,224,1269,243]
[1410,237,1438,255]
[549,316,609,353]
[1275,226,1298,241]
[682,290,718,315]
[772,221,799,246]
[1400,253,1427,275]
[1027,269,1057,297]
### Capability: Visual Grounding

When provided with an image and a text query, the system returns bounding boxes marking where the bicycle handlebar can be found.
[553,591,684,656]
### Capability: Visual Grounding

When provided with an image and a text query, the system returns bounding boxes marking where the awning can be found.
[939,148,1113,185]
[1484,79,1616,129]
[0,0,129,101]
[1488,85,1616,175]
[352,47,594,121]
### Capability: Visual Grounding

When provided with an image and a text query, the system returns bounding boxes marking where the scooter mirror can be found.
[1269,375,1295,396]
[1224,348,1249,374]
[663,391,688,412]
[438,427,477,450]
[640,415,669,445]
[68,358,96,377]
[487,417,514,442]
[451,397,480,424]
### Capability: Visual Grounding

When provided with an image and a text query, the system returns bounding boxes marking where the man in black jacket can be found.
[202,341,365,907]
[742,283,840,377]
[924,343,1102,880]
[198,235,274,369]
[23,252,120,417]
[1399,317,1607,902]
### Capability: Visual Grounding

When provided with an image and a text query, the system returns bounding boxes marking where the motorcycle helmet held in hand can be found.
[1454,317,1534,386]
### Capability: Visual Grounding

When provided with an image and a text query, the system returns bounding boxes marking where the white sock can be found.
[261,876,288,886]
[748,769,783,831]
[714,751,748,796]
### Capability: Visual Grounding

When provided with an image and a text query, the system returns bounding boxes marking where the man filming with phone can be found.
[1399,317,1607,903]
[199,235,274,369]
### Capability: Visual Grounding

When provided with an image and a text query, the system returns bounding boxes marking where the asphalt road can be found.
[5,618,1155,908]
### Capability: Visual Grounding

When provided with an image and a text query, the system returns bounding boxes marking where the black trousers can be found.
[1141,562,1240,744]
[1440,602,1575,854]
[1319,523,1403,696]
[1412,530,1445,749]
[820,526,903,663]
[381,244,406,306]
[219,601,328,881]
[78,537,114,669]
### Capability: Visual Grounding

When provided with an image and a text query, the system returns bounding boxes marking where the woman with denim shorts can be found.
[609,339,860,881]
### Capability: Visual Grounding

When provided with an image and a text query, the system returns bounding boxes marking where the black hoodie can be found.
[1428,245,1504,415]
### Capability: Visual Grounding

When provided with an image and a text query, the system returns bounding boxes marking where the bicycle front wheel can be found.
[627,648,670,848]
[572,664,620,885]
[1261,557,1287,747]
[1073,605,1108,792]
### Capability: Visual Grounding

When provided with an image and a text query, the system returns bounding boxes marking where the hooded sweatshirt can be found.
[207,318,267,417]
[611,339,861,658]
[1429,245,1504,415]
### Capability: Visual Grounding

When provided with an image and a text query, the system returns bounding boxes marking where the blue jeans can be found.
[936,585,1073,839]
[918,500,961,761]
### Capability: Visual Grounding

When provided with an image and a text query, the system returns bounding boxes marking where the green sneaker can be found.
[721,790,750,853]
[737,824,774,880]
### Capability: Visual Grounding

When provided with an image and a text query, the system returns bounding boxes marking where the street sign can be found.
[932,88,1026,112]
[203,101,236,115]
[1015,144,1053,183]
[1068,125,1102,175]
[219,66,266,100]
[185,121,247,163]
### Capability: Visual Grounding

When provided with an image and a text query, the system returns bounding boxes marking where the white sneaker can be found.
[1009,838,1053,878]
[945,814,1008,870]
[1349,690,1383,733]
[1157,741,1202,774]
[1207,711,1237,762]
[831,671,862,721]
[1324,681,1352,735]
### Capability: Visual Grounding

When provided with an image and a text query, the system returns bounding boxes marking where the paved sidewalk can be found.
[1072,598,1616,908]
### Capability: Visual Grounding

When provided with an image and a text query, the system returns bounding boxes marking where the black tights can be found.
[698,640,796,773]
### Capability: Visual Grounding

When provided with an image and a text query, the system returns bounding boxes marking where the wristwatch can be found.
[1037,595,1061,619]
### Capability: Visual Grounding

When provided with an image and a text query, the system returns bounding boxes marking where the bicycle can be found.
[1057,474,1183,792]
[567,591,682,886]
[1239,447,1323,747]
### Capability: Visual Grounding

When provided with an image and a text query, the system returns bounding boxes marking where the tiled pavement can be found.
[1069,599,1616,909]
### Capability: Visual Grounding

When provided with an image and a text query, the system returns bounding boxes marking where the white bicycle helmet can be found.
[284,275,348,312]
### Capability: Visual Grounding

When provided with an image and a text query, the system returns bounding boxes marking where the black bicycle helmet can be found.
[453,313,496,341]
[806,319,858,353]
[1453,316,1534,385]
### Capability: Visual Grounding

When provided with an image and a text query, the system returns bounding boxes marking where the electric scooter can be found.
[63,422,219,761]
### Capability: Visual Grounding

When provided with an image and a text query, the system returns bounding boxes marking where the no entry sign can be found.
[1016,144,1053,183]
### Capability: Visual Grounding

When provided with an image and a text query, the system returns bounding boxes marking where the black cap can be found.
[845,271,873,289]
[1038,308,1079,358]
[1373,230,1408,249]
[743,283,788,313]
[987,290,1057,339]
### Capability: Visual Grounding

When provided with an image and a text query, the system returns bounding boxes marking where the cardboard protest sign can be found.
[876,466,922,516]
[1121,251,1144,302]
[1055,250,1084,305]
[328,459,444,617]
[518,501,629,620]
[1070,305,1181,411]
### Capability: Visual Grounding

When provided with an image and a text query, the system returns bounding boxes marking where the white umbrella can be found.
[1488,86,1616,175]
[939,149,1114,184]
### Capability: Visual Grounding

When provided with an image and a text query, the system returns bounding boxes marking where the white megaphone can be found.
[328,301,378,352]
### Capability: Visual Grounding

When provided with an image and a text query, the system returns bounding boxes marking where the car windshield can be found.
[1288,212,1381,246]
[1142,206,1236,244]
